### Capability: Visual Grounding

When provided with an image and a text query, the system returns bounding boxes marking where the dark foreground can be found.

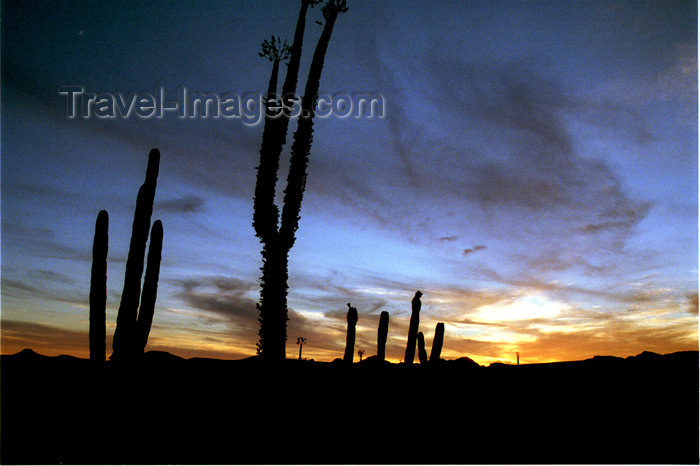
[2,349,698,464]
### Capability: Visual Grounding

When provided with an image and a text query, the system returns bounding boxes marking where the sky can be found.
[1,0,697,365]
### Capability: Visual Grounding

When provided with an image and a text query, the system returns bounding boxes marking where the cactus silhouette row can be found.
[89,148,163,361]
[341,293,445,364]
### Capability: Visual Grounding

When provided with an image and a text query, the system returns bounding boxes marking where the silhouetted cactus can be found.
[135,220,163,354]
[377,310,389,362]
[253,0,348,361]
[404,291,422,364]
[429,322,445,364]
[111,148,162,361]
[343,303,358,364]
[417,332,428,365]
[89,210,108,362]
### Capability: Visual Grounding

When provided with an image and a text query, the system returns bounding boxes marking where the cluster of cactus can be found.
[404,291,444,365]
[417,323,445,364]
[404,291,423,364]
[253,0,348,361]
[337,292,444,365]
[89,148,163,362]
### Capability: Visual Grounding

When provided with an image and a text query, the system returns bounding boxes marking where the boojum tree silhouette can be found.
[297,336,307,360]
[252,0,348,361]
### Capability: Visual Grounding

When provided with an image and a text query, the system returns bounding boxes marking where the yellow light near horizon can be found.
[472,294,569,323]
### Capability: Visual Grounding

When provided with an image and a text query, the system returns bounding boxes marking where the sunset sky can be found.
[2,0,697,365]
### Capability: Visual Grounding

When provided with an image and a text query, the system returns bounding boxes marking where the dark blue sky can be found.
[2,0,697,363]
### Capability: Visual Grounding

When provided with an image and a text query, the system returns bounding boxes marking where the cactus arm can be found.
[136,220,163,354]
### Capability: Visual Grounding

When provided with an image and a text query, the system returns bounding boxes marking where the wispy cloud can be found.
[463,245,487,256]
[1,320,89,357]
[156,195,206,214]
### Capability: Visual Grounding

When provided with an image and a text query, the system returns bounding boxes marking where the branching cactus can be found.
[89,210,108,362]
[110,148,163,361]
[404,291,422,364]
[429,322,445,364]
[377,310,389,362]
[343,303,358,364]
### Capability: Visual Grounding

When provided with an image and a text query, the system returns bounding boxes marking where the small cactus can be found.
[429,323,445,364]
[343,303,358,364]
[377,310,389,362]
[404,291,422,364]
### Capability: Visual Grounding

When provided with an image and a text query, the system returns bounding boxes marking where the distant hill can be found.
[6,347,695,366]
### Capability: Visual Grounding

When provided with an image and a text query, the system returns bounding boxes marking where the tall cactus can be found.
[89,210,108,362]
[343,303,358,364]
[429,322,445,364]
[111,148,162,361]
[404,291,422,364]
[135,220,163,354]
[417,332,428,365]
[253,0,348,361]
[377,310,389,362]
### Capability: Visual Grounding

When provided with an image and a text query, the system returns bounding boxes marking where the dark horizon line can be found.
[4,346,697,367]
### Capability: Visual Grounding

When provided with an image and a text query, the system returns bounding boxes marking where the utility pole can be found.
[516,352,520,365]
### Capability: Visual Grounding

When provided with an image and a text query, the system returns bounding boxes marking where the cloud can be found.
[156,195,206,214]
[3,223,92,263]
[175,275,259,327]
[1,320,89,357]
[2,274,87,308]
[311,38,653,280]
[687,292,698,315]
[171,274,351,357]
[462,245,487,256]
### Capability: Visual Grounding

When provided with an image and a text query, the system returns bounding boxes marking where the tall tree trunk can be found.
[256,242,289,359]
